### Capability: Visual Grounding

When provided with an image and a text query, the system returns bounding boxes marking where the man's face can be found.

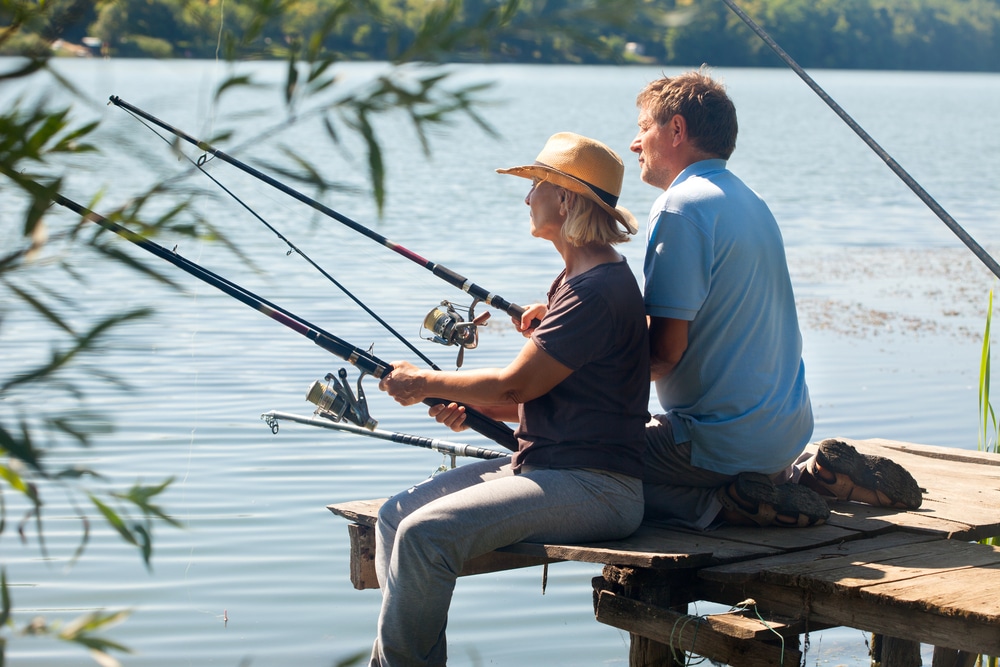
[630,107,676,190]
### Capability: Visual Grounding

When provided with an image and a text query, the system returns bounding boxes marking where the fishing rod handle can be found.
[421,398,519,452]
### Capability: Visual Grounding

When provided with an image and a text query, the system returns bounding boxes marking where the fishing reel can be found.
[421,300,491,368]
[305,368,377,430]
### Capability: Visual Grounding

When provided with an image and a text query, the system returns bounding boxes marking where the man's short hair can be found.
[636,67,738,159]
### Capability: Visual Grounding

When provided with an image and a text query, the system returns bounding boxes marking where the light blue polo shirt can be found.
[644,159,813,475]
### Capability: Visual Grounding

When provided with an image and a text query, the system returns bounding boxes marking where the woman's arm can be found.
[379,338,572,408]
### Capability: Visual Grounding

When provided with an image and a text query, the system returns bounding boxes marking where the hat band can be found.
[535,161,619,209]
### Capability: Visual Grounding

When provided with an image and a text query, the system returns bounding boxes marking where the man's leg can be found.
[643,415,735,529]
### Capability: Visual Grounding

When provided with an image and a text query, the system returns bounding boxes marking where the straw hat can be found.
[497,132,638,235]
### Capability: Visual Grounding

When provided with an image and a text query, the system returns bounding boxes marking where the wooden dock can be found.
[327,438,1000,666]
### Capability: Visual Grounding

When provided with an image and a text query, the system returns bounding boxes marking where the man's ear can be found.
[669,114,688,146]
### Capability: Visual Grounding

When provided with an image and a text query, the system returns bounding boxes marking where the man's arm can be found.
[649,315,689,381]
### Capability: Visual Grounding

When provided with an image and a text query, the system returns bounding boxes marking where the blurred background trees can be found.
[4,0,998,71]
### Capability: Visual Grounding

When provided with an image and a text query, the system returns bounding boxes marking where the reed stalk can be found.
[978,288,998,667]
[979,289,997,457]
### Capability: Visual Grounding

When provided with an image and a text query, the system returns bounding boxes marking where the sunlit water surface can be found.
[2,59,1000,666]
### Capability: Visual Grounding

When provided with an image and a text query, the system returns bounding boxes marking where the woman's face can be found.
[525,179,564,240]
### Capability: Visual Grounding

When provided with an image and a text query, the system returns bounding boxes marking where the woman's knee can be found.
[395,513,463,571]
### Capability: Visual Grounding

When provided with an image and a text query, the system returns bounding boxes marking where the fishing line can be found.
[116,104,441,370]
[109,95,532,326]
[722,0,1000,281]
[53,192,520,450]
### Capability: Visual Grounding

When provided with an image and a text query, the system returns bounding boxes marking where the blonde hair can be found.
[560,189,631,247]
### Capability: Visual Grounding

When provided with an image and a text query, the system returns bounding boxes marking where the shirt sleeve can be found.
[643,209,713,322]
[530,279,611,372]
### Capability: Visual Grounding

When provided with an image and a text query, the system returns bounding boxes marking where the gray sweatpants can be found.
[369,457,644,667]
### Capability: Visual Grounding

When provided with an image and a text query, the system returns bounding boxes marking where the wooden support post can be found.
[347,523,379,590]
[596,565,692,667]
[872,634,923,667]
[930,646,977,667]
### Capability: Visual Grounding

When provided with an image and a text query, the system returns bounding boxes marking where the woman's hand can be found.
[378,361,429,406]
[428,402,470,432]
[513,303,547,338]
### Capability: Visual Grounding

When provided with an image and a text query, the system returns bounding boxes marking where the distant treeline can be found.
[4,0,999,72]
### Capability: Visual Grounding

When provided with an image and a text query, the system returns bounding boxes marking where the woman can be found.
[371,132,650,667]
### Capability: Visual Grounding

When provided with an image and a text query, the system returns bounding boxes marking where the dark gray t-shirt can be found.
[513,259,649,478]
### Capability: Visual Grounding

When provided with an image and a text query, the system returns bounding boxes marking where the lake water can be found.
[3,59,1000,666]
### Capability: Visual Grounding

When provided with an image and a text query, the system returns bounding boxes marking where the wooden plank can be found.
[680,522,860,554]
[697,576,1000,656]
[857,563,1000,625]
[462,552,559,577]
[595,590,802,667]
[499,524,746,569]
[328,499,385,526]
[700,532,941,584]
[824,502,978,538]
[698,537,1000,656]
[497,522,860,569]
[831,439,1000,539]
[701,610,801,641]
[751,539,1000,595]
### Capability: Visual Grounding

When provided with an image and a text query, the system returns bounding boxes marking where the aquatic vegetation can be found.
[977,288,998,667]
[979,289,997,456]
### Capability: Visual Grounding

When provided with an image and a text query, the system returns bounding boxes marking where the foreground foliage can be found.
[0,0,652,664]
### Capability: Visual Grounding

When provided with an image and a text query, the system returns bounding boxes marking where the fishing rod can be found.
[108,95,535,363]
[52,193,519,452]
[168,138,443,371]
[722,0,1000,281]
[260,410,507,461]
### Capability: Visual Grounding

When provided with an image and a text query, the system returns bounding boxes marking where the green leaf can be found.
[113,478,183,529]
[88,495,137,548]
[1,568,11,628]
[0,463,29,494]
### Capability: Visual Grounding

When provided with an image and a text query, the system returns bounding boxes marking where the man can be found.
[632,69,921,529]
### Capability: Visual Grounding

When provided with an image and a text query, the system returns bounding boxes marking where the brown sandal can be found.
[805,439,923,510]
[718,472,830,528]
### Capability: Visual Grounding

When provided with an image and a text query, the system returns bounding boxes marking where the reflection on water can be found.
[3,60,999,666]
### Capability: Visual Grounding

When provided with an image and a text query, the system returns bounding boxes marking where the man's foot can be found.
[802,439,923,510]
[718,472,830,528]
